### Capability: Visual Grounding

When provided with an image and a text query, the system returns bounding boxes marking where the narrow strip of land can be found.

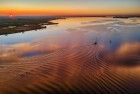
[0,16,61,35]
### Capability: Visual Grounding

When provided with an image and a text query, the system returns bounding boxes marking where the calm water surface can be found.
[1,17,140,58]
[0,17,140,94]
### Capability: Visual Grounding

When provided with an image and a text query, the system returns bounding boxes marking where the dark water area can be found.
[0,17,140,94]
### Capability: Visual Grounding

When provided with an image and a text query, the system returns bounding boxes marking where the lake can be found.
[0,17,140,94]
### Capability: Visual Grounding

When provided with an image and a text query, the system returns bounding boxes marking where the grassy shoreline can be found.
[0,16,61,35]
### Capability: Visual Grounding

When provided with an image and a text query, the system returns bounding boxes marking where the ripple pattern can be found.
[0,44,140,94]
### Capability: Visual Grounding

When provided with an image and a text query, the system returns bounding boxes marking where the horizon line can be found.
[0,14,140,17]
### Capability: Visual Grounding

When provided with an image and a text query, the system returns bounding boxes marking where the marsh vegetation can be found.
[0,16,60,35]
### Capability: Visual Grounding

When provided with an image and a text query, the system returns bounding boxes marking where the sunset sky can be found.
[0,0,140,16]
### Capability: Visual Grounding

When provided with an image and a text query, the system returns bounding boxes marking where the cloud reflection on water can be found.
[0,17,140,62]
[0,17,140,93]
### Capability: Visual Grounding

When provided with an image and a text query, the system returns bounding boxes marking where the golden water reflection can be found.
[0,17,140,94]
